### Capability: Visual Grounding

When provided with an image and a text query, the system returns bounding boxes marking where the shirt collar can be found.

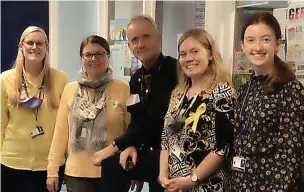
[142,53,165,75]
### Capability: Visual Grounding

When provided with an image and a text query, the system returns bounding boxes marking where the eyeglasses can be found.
[23,41,46,48]
[82,52,108,60]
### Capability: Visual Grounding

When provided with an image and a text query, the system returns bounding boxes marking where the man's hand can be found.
[46,177,59,192]
[119,146,137,170]
[93,144,117,166]
[129,180,144,192]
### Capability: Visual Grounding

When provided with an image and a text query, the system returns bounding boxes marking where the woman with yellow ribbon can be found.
[158,29,236,192]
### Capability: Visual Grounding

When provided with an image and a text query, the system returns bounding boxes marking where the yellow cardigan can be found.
[47,80,130,178]
[1,68,68,171]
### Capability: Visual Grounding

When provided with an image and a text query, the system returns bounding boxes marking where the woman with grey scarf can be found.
[46,35,130,192]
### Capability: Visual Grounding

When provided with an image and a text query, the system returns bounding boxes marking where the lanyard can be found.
[21,73,45,121]
[175,85,200,119]
[140,74,152,107]
[235,78,257,142]
[21,72,45,99]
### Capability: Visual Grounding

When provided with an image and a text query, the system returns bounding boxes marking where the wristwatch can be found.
[190,172,199,183]
[112,141,121,153]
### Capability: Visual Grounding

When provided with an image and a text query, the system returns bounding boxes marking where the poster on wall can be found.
[273,8,287,61]
[287,5,304,84]
[110,19,128,45]
[232,52,251,90]
[233,52,251,73]
[109,19,142,81]
[195,1,205,28]
[232,73,251,90]
[273,8,287,40]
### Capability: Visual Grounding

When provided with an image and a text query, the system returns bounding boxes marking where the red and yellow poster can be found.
[287,4,304,84]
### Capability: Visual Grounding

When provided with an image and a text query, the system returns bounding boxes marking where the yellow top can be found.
[1,68,69,171]
[47,80,130,178]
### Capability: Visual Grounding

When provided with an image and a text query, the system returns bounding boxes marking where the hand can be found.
[158,174,169,189]
[119,146,137,170]
[129,180,144,192]
[165,176,195,192]
[46,177,59,192]
[93,144,116,166]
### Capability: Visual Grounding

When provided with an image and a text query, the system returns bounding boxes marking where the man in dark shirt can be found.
[93,15,177,191]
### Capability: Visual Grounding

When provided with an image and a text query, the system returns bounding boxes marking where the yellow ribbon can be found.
[185,103,207,133]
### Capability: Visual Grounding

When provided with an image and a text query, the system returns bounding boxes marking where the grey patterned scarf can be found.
[70,68,113,151]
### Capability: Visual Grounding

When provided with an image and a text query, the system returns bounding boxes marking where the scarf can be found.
[69,68,114,151]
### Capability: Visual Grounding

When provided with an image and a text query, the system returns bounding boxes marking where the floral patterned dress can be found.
[161,82,236,192]
[228,75,304,192]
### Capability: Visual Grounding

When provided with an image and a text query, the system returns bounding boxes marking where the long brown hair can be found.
[10,26,59,108]
[241,12,295,92]
[175,28,231,93]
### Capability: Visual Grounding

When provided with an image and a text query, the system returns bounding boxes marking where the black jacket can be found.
[115,53,177,151]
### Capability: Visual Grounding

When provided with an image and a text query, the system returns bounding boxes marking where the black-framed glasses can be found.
[82,52,108,60]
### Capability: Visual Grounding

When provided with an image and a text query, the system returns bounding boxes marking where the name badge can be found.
[30,126,44,138]
[126,94,140,106]
[232,156,246,172]
[171,145,185,162]
[81,128,87,138]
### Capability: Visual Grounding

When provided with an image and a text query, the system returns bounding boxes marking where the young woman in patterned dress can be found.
[158,28,236,192]
[228,12,304,192]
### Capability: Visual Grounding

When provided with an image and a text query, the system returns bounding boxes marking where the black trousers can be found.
[1,164,65,192]
[65,174,101,192]
[100,149,164,192]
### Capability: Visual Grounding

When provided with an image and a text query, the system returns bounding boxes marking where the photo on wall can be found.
[233,52,251,73]
[109,19,142,81]
[232,73,251,91]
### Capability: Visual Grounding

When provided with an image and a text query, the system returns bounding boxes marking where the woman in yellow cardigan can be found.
[46,35,130,192]
[0,26,68,192]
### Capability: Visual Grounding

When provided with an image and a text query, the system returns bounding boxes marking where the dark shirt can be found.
[230,74,304,192]
[115,53,177,151]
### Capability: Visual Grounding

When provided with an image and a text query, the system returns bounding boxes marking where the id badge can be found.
[30,126,44,138]
[171,145,185,162]
[232,156,246,172]
[126,94,140,106]
[81,128,87,138]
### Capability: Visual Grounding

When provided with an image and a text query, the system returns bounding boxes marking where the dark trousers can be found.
[65,174,101,192]
[101,149,164,192]
[1,164,65,192]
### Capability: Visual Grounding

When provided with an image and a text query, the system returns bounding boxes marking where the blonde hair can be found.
[175,28,231,93]
[127,15,159,34]
[10,26,59,108]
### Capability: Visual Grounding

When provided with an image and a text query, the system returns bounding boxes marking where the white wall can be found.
[57,1,85,80]
[160,0,236,71]
[205,0,236,71]
[84,1,98,36]
[161,1,196,58]
[49,1,145,81]
[114,1,143,19]
[49,1,99,81]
